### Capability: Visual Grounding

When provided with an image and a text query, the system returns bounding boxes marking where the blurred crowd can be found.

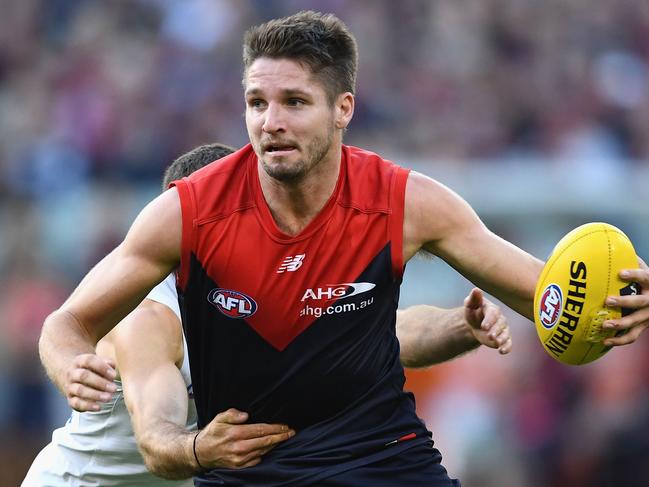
[1,1,648,485]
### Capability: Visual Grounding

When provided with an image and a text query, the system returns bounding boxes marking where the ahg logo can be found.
[301,282,376,301]
[208,289,257,319]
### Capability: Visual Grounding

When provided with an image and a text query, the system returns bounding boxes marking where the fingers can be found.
[227,429,296,468]
[603,323,648,347]
[464,288,489,329]
[606,294,647,309]
[464,288,484,311]
[604,307,649,332]
[469,289,498,331]
[198,412,296,469]
[211,409,292,440]
[491,317,512,354]
[466,291,513,355]
[214,408,249,425]
[479,301,499,331]
[66,354,117,412]
[234,422,294,440]
[68,395,107,413]
[482,314,512,354]
[74,353,117,381]
[497,336,513,355]
[618,267,648,285]
[601,264,649,346]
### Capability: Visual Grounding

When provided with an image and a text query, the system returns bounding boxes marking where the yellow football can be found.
[534,222,640,365]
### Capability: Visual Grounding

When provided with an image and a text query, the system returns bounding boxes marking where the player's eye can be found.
[287,98,305,107]
[248,99,266,109]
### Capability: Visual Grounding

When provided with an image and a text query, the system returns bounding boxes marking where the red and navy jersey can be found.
[172,144,432,486]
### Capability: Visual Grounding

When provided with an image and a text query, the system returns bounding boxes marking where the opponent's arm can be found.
[116,300,193,478]
[397,288,511,368]
[39,188,182,411]
[119,300,296,479]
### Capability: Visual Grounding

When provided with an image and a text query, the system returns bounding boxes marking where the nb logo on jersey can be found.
[277,254,306,273]
[207,289,258,319]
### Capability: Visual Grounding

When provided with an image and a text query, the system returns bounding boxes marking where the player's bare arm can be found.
[398,288,511,368]
[115,299,190,478]
[39,188,183,412]
[403,171,543,320]
[119,299,295,479]
[403,171,649,346]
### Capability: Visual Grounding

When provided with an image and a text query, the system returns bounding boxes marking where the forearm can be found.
[119,308,196,480]
[39,310,96,394]
[397,305,479,367]
[136,420,198,479]
[130,386,197,479]
[122,360,196,478]
[451,235,542,322]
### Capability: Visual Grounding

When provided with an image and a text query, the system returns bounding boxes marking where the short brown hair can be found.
[162,143,236,190]
[243,11,358,104]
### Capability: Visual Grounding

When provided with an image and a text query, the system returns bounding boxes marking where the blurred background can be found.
[1,0,648,485]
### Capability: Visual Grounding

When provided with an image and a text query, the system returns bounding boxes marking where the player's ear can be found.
[334,92,354,130]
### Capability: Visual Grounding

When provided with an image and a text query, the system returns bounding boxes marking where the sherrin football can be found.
[534,222,640,365]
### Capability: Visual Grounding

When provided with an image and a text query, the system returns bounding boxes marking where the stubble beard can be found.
[259,124,335,183]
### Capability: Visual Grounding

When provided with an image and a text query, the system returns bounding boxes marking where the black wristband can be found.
[193,430,205,470]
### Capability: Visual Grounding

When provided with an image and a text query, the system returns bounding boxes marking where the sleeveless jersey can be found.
[22,275,196,487]
[174,144,435,486]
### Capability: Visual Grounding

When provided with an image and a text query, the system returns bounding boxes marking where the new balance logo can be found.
[277,254,305,273]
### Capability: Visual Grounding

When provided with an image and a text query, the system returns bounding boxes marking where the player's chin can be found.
[262,159,305,182]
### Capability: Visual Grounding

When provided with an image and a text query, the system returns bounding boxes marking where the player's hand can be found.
[194,408,295,470]
[603,256,649,346]
[65,353,117,412]
[464,288,512,354]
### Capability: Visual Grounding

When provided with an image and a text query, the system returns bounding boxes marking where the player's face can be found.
[244,58,338,182]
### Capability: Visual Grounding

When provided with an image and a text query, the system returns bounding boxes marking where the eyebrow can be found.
[245,88,313,98]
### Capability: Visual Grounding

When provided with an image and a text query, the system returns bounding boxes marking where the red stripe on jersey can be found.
[170,179,194,291]
[398,432,417,442]
[389,166,410,278]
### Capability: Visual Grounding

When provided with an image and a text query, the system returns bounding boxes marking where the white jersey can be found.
[23,275,195,487]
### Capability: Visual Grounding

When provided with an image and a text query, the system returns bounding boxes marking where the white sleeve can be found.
[145,274,181,320]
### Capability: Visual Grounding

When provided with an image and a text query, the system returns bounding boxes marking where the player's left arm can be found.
[403,171,542,321]
[403,171,649,347]
[603,256,649,346]
[397,288,511,368]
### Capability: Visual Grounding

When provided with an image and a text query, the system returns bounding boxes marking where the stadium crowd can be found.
[1,1,648,485]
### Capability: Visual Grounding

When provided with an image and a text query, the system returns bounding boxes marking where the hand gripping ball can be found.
[534,222,640,365]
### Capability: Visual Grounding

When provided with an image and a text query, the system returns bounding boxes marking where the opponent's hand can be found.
[603,257,649,346]
[65,353,117,412]
[194,408,296,470]
[464,288,512,354]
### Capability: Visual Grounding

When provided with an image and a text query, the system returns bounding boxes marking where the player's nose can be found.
[262,103,286,134]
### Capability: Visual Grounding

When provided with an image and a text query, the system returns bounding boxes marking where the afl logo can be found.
[539,284,563,329]
[208,289,257,319]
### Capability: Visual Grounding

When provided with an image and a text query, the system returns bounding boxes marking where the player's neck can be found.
[258,148,341,237]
